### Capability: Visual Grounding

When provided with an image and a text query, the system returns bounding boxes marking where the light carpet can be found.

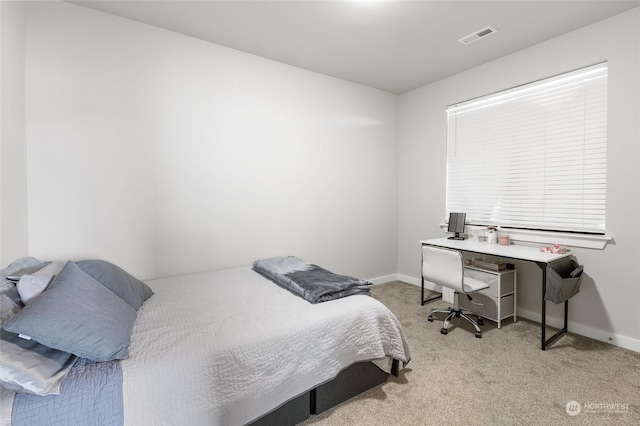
[299,281,640,426]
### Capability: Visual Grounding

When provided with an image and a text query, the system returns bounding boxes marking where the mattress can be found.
[123,266,410,425]
[2,266,410,425]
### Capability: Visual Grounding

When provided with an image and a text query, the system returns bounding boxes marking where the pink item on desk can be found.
[540,244,568,254]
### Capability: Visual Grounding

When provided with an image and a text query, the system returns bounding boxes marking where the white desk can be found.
[420,238,572,350]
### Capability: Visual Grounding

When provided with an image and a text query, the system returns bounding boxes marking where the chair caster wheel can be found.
[475,332,482,338]
[427,316,434,322]
[440,328,448,335]
[477,318,484,326]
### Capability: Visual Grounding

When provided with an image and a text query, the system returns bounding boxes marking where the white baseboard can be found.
[517,307,640,353]
[368,274,400,285]
[397,273,420,286]
[384,274,640,354]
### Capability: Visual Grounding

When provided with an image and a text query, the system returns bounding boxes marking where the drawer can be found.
[464,267,515,298]
[460,293,514,322]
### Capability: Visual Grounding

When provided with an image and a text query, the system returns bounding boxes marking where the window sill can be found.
[439,224,612,250]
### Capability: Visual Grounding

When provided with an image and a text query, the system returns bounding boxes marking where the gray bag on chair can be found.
[545,259,583,304]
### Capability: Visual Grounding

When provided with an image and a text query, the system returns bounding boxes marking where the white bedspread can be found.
[122,267,410,426]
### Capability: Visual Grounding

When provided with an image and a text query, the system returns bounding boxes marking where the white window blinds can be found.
[446,63,608,234]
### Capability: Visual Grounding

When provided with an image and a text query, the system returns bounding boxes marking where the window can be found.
[446,63,607,234]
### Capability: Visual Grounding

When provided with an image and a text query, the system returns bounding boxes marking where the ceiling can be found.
[71,1,640,94]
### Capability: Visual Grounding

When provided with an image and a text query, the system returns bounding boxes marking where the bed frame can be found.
[250,359,400,426]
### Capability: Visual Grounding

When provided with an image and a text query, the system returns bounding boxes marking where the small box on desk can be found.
[472,259,507,271]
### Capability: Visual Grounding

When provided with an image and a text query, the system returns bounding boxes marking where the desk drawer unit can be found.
[461,267,517,328]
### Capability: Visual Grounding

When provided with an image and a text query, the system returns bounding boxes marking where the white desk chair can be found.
[422,245,489,338]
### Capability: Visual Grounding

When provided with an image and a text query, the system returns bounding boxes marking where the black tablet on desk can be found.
[447,212,466,240]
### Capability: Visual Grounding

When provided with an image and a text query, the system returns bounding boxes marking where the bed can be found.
[0,258,410,425]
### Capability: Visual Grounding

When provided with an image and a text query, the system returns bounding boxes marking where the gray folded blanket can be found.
[252,256,372,304]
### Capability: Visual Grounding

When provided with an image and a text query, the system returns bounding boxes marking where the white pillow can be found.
[17,261,65,304]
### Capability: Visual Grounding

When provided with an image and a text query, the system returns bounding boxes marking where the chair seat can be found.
[463,276,489,293]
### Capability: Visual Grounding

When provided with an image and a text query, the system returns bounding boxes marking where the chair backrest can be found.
[422,245,466,294]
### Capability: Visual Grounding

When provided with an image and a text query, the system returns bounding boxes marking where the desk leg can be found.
[541,265,547,349]
[538,262,569,350]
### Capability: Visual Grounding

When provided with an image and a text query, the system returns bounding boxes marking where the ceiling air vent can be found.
[458,26,498,45]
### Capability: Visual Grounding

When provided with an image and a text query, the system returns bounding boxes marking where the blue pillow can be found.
[76,259,153,310]
[3,261,137,362]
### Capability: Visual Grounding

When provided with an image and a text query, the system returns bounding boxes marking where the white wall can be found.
[1,1,29,266]
[7,1,639,351]
[21,2,398,281]
[398,8,640,351]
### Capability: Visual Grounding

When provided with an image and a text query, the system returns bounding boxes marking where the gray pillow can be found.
[3,261,137,362]
[0,259,46,323]
[16,260,66,304]
[77,259,153,310]
[2,257,47,283]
